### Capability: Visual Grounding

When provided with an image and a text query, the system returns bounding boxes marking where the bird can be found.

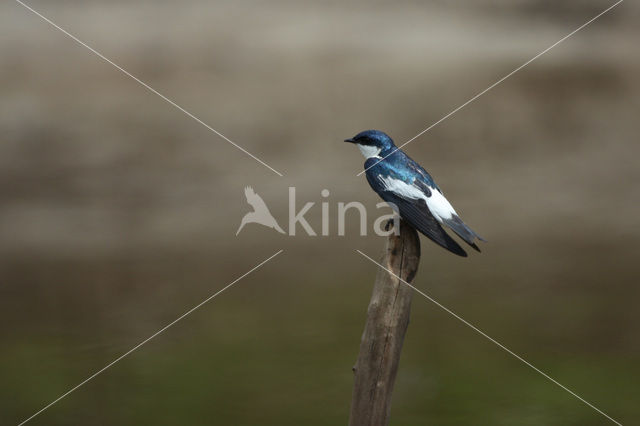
[345,129,484,257]
[236,186,285,235]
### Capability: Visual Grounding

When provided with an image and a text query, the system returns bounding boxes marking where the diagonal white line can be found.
[356,249,623,426]
[15,0,284,177]
[358,0,624,176]
[17,249,284,426]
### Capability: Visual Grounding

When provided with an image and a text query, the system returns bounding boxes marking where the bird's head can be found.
[344,130,396,159]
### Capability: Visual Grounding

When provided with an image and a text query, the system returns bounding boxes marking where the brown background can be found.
[1,0,639,425]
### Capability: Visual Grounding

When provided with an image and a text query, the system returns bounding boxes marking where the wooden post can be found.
[349,220,421,426]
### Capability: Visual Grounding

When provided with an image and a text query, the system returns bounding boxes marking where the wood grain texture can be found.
[349,220,421,426]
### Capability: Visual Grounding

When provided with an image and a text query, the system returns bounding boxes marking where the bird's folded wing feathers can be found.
[380,192,467,257]
[365,157,482,256]
[441,215,483,252]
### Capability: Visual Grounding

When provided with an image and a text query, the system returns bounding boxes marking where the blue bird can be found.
[345,130,484,257]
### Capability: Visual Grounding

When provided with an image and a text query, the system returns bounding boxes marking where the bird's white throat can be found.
[357,144,382,159]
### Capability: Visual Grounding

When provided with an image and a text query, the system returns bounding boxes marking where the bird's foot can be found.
[384,218,395,232]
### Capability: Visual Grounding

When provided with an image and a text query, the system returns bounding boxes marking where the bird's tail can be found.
[443,215,485,252]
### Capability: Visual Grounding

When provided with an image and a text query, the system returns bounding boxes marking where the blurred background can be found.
[1,0,639,424]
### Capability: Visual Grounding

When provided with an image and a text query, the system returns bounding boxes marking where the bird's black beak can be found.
[344,138,356,143]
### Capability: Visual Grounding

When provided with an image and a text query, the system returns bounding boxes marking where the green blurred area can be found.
[1,0,639,424]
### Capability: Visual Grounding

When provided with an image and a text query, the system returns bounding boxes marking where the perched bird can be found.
[236,186,285,235]
[345,130,484,257]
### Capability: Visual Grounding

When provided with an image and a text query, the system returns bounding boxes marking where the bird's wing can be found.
[416,179,485,252]
[405,158,484,251]
[405,157,442,193]
[365,161,466,257]
[380,190,467,257]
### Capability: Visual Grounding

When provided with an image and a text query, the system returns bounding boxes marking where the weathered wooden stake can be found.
[349,220,421,426]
